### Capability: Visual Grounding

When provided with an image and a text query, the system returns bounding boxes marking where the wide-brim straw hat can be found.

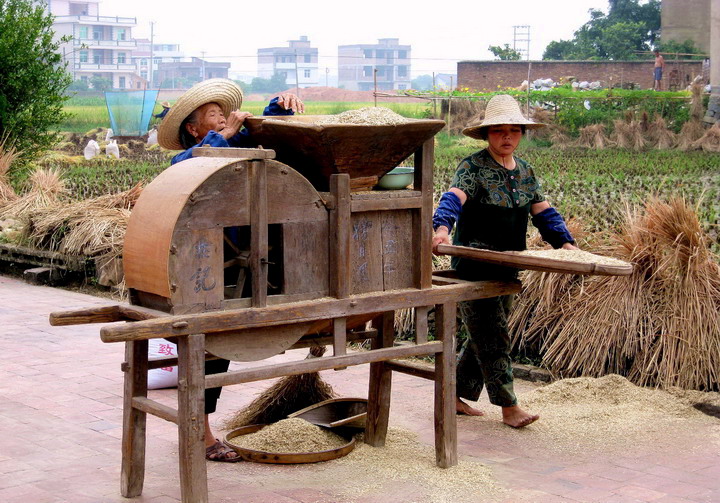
[462,94,545,139]
[157,78,243,150]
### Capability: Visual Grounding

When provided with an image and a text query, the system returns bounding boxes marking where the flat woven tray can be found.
[437,244,633,276]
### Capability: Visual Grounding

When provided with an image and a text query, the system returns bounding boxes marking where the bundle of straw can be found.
[690,121,720,152]
[611,119,646,151]
[689,82,706,121]
[0,136,19,205]
[646,114,677,150]
[576,124,612,149]
[514,197,720,391]
[221,345,336,430]
[677,120,706,151]
[547,125,574,150]
[0,168,67,221]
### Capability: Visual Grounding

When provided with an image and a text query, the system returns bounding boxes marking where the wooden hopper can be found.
[244,116,445,190]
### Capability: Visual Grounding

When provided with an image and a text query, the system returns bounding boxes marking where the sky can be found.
[99,0,611,79]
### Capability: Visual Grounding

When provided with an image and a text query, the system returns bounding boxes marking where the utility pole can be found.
[149,21,154,89]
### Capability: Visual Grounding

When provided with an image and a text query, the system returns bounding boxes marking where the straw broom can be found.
[221,345,336,430]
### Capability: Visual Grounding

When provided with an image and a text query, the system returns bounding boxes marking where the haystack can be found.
[0,136,19,205]
[689,82,705,121]
[646,114,677,150]
[677,119,707,150]
[547,125,574,150]
[442,99,486,135]
[0,168,67,221]
[512,197,720,391]
[221,345,336,430]
[690,121,720,152]
[576,124,613,149]
[611,119,646,151]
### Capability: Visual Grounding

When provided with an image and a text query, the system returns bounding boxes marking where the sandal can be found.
[205,439,242,463]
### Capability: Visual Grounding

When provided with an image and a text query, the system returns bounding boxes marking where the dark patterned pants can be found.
[457,295,517,407]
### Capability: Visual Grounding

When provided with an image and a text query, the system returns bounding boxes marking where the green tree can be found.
[411,74,433,91]
[89,76,112,91]
[0,0,72,166]
[488,44,522,61]
[543,0,660,60]
[249,72,289,94]
[657,39,705,60]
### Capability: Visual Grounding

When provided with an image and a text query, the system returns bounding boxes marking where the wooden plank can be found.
[350,193,423,212]
[365,312,395,447]
[50,305,121,326]
[131,397,179,424]
[281,221,329,295]
[380,210,414,291]
[333,317,347,357]
[120,340,148,498]
[329,174,351,299]
[434,302,458,468]
[205,341,443,388]
[176,334,208,503]
[413,139,435,289]
[414,306,430,344]
[191,146,276,159]
[350,212,384,294]
[100,280,521,343]
[436,244,633,276]
[250,160,268,308]
[169,228,224,311]
[385,359,435,380]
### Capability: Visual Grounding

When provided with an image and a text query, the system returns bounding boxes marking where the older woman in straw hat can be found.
[155,78,303,462]
[432,94,577,428]
[158,78,303,165]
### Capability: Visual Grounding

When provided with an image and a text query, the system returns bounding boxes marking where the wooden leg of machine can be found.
[177,334,208,503]
[121,339,148,497]
[365,311,395,447]
[434,302,458,468]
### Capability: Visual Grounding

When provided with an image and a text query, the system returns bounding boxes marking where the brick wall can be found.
[458,60,704,92]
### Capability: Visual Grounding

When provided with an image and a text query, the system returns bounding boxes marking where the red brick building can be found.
[458,60,704,92]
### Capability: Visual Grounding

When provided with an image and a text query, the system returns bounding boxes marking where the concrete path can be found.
[1,274,718,503]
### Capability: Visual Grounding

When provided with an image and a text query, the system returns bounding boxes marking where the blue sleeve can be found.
[432,192,463,231]
[170,131,229,165]
[263,96,295,116]
[531,207,575,249]
[226,129,255,148]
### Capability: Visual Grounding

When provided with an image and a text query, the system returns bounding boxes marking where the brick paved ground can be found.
[1,274,719,503]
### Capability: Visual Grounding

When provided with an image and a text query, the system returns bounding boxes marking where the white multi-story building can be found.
[338,38,411,91]
[49,0,143,89]
[257,36,319,88]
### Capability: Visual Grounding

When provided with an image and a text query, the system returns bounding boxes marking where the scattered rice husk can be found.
[690,121,720,152]
[226,417,348,453]
[316,107,408,125]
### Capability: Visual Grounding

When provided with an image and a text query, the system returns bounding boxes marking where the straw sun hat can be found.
[157,78,244,150]
[462,94,545,139]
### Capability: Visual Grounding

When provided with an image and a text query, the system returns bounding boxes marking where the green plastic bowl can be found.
[376,167,415,190]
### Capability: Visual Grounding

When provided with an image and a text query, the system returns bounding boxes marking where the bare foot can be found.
[502,405,539,428]
[456,398,484,416]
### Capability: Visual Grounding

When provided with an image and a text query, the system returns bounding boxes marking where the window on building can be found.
[304,54,311,63]
[304,69,311,78]
[79,50,88,63]
[364,49,373,58]
[397,65,407,77]
[140,58,147,66]
[376,67,385,76]
[398,50,407,59]
[117,53,126,64]
[141,70,148,79]
[154,57,161,65]
[363,66,373,77]
[119,76,126,88]
[398,84,407,90]
[275,56,281,63]
[93,52,101,64]
[92,27,102,40]
[376,50,384,59]
[116,28,126,41]
[78,26,88,39]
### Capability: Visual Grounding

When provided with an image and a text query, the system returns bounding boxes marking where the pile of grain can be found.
[317,107,408,125]
[516,248,631,267]
[226,418,347,453]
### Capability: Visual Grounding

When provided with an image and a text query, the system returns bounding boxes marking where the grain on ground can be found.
[226,417,347,453]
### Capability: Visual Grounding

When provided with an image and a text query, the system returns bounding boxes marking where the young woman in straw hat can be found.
[157,77,303,165]
[432,94,577,428]
[156,78,303,462]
